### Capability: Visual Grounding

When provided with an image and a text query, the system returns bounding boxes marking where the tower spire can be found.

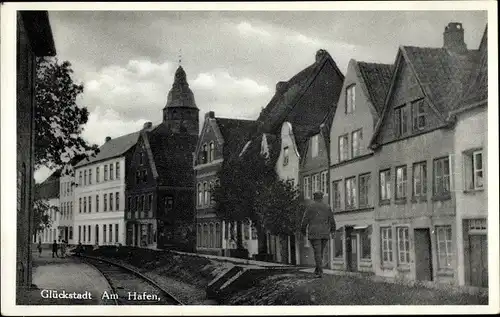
[178,49,182,67]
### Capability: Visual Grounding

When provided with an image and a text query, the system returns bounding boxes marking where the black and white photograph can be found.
[1,1,498,315]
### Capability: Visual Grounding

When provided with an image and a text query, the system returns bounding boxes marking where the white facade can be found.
[59,165,75,244]
[37,197,62,244]
[453,105,488,286]
[74,157,126,246]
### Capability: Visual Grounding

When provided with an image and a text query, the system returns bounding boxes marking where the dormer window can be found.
[209,142,215,162]
[394,104,410,137]
[139,152,144,165]
[412,99,426,131]
[311,135,319,158]
[346,84,356,114]
[283,146,289,166]
[202,144,208,164]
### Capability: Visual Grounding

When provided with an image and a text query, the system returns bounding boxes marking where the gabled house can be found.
[241,49,345,264]
[125,66,199,252]
[16,10,56,288]
[368,22,481,284]
[194,111,258,256]
[451,26,488,288]
[327,59,393,273]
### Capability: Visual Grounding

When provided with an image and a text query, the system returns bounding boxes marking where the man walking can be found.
[37,240,42,256]
[301,191,336,277]
[52,240,58,258]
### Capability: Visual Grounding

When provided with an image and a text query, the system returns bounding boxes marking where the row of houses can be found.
[35,21,487,289]
[192,22,488,288]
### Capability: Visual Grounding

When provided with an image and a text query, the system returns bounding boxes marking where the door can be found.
[469,234,488,287]
[414,228,433,281]
[349,234,358,272]
[95,225,99,245]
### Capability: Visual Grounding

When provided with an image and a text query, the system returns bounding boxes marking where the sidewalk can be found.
[17,252,114,305]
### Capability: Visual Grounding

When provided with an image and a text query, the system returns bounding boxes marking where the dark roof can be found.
[239,132,281,166]
[146,124,197,186]
[164,66,198,109]
[19,11,56,57]
[402,45,478,115]
[459,25,487,107]
[75,130,142,168]
[356,62,394,113]
[215,117,260,160]
[35,170,61,200]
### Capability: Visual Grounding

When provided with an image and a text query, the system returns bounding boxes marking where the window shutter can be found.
[449,154,456,192]
[463,153,472,191]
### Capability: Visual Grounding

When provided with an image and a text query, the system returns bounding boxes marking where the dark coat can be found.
[52,242,58,252]
[301,201,336,240]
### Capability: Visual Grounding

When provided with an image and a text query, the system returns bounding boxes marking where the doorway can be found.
[468,234,488,287]
[414,228,433,281]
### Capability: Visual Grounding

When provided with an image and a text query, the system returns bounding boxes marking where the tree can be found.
[213,143,304,256]
[32,199,57,240]
[35,57,99,172]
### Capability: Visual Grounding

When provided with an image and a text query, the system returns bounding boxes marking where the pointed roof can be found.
[74,130,142,168]
[164,66,198,109]
[356,61,394,113]
[215,117,260,160]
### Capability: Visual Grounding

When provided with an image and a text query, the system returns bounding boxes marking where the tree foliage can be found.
[35,57,99,173]
[33,199,57,237]
[212,143,304,253]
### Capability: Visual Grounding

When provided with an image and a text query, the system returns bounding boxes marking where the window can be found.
[104,194,107,211]
[283,146,289,166]
[412,99,426,131]
[84,170,87,186]
[412,162,427,199]
[381,227,393,264]
[104,165,108,181]
[88,169,92,185]
[311,174,320,194]
[332,180,341,210]
[148,223,153,245]
[110,164,114,180]
[345,177,357,209]
[96,195,99,213]
[202,144,208,164]
[203,182,209,206]
[115,224,119,243]
[303,176,311,199]
[136,170,141,184]
[109,193,114,211]
[359,173,371,207]
[133,197,138,215]
[394,104,410,137]
[346,84,355,114]
[320,171,328,195]
[209,182,216,206]
[436,226,453,270]
[360,227,371,259]
[83,197,87,213]
[96,166,100,183]
[109,224,113,243]
[127,196,131,212]
[251,226,258,240]
[434,157,450,196]
[397,227,410,265]
[70,202,73,217]
[334,228,343,258]
[197,183,203,206]
[165,196,173,214]
[395,166,407,200]
[78,226,81,242]
[69,227,73,240]
[379,169,391,202]
[88,196,92,213]
[116,162,120,179]
[139,195,144,212]
[351,129,362,158]
[142,170,147,183]
[139,152,144,165]
[311,135,319,158]
[338,134,348,162]
[79,171,82,185]
[116,192,119,210]
[88,225,91,243]
[209,142,215,162]
[103,225,107,243]
[468,218,487,233]
[83,226,86,242]
[464,150,484,190]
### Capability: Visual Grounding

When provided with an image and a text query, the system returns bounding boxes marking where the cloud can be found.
[236,21,271,38]
[192,70,270,96]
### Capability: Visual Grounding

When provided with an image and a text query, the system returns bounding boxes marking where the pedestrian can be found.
[301,191,336,278]
[52,240,59,258]
[37,240,42,256]
[61,240,67,258]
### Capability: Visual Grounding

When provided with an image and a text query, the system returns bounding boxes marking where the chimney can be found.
[105,136,111,143]
[143,121,152,130]
[205,111,215,119]
[276,81,287,93]
[443,22,467,53]
[315,49,328,63]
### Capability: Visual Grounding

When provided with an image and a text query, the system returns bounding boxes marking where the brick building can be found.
[16,11,56,288]
[125,66,199,251]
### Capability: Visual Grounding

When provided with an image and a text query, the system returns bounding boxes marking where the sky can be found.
[34,10,487,183]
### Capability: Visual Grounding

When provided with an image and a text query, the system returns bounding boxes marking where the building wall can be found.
[454,106,487,286]
[16,14,36,287]
[74,157,127,245]
[37,197,61,245]
[276,122,300,184]
[59,165,75,244]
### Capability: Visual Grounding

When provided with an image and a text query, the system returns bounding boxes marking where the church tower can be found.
[163,66,200,136]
